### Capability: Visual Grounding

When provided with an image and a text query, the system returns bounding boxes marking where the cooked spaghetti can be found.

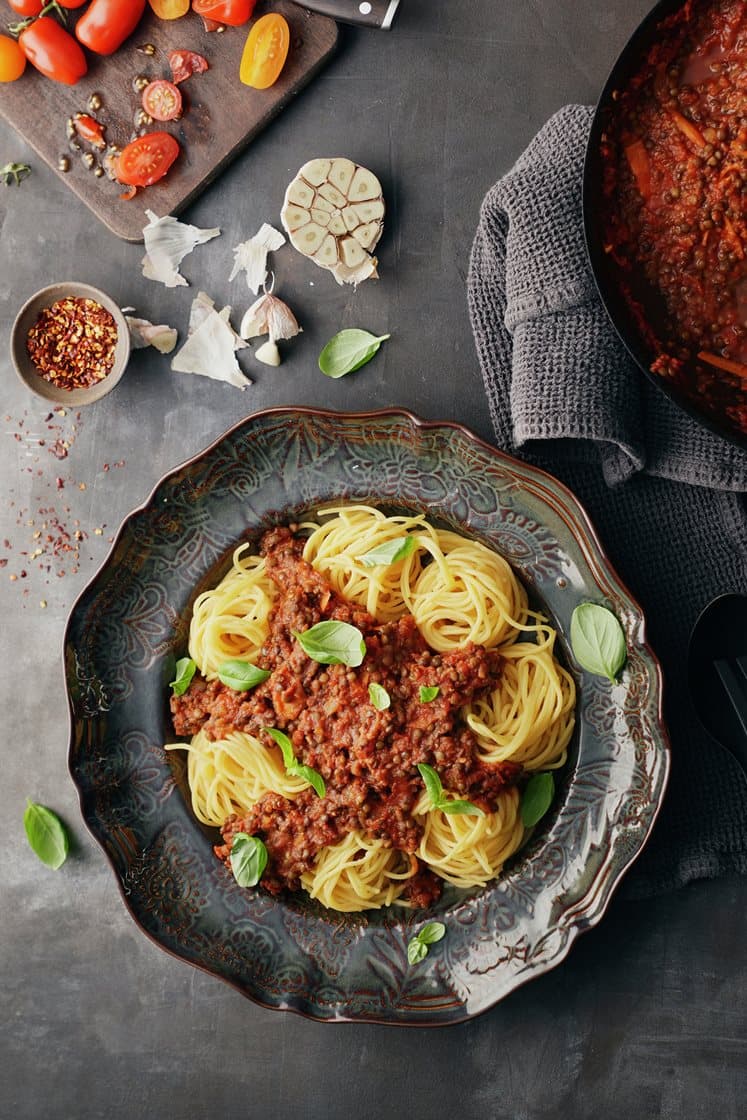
[167,506,575,911]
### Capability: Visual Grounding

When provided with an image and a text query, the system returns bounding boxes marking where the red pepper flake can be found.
[27,298,118,392]
[0,559,7,568]
[56,477,65,489]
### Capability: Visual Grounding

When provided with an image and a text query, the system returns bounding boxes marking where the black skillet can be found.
[582,0,747,454]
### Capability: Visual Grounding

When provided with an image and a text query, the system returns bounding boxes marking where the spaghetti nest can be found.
[167,506,576,912]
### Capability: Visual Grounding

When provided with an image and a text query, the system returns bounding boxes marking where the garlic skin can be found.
[229,224,286,294]
[171,293,251,389]
[125,315,177,354]
[240,293,301,343]
[281,158,384,286]
[141,210,220,288]
[254,340,281,367]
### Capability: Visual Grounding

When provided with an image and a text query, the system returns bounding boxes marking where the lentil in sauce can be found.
[602,0,747,434]
[171,527,521,907]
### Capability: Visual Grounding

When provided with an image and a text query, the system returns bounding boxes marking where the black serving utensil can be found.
[688,594,747,776]
[301,0,400,29]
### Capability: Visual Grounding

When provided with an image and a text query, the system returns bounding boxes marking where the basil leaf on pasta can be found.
[294,620,366,667]
[295,764,326,798]
[358,536,416,568]
[230,833,268,887]
[521,772,555,828]
[264,727,296,770]
[441,798,484,817]
[417,763,444,806]
[264,728,326,797]
[419,686,439,703]
[23,801,69,870]
[570,603,626,683]
[217,659,270,691]
[170,657,196,697]
[368,682,391,710]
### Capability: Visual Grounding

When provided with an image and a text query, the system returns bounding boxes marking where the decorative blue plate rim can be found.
[64,407,671,1025]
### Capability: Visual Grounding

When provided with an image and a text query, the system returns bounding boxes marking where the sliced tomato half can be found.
[114,132,180,187]
[142,79,183,122]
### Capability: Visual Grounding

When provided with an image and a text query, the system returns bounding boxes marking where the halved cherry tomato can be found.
[148,0,190,17]
[192,0,256,28]
[114,132,180,187]
[76,0,147,56]
[168,48,208,84]
[0,34,26,82]
[142,79,182,122]
[7,0,43,16]
[19,17,87,85]
[239,12,289,90]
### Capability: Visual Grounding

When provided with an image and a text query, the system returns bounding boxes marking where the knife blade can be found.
[300,0,400,30]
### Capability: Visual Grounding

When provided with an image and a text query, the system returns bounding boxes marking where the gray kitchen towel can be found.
[468,104,747,897]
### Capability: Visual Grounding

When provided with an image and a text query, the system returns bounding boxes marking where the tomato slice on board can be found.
[0,35,26,82]
[114,132,180,187]
[18,17,87,85]
[74,114,106,147]
[240,13,290,90]
[192,0,256,28]
[168,49,208,83]
[142,80,183,122]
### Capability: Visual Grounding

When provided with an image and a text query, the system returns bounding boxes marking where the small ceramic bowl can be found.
[10,282,130,406]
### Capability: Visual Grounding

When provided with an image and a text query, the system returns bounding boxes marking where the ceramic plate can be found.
[65,408,670,1024]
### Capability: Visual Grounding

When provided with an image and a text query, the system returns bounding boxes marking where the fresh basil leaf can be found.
[417,920,446,946]
[294,620,366,667]
[521,772,555,828]
[217,659,270,691]
[368,682,391,710]
[230,832,268,888]
[294,764,326,798]
[570,602,627,683]
[358,536,416,568]
[417,763,444,807]
[170,657,196,697]
[23,801,69,870]
[419,685,439,703]
[407,936,429,965]
[264,727,296,770]
[441,798,484,817]
[318,328,390,379]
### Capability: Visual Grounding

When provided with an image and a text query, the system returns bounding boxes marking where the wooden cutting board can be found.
[0,2,338,242]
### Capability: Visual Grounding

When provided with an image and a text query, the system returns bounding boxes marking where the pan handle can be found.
[300,0,400,29]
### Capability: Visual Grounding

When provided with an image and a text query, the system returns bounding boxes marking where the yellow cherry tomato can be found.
[239,13,290,90]
[148,0,190,17]
[0,34,27,82]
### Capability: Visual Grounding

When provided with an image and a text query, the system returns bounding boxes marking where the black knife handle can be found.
[301,0,400,29]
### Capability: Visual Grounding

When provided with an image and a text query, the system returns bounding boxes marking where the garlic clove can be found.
[311,208,331,227]
[255,339,281,366]
[289,221,327,256]
[342,206,361,232]
[352,221,381,250]
[328,157,356,194]
[299,158,331,186]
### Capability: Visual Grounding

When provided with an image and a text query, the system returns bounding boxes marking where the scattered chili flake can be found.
[39,600,47,609]
[56,478,65,489]
[78,482,86,490]
[27,298,118,391]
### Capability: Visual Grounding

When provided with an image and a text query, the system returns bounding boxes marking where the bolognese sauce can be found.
[602,0,747,433]
[171,527,520,907]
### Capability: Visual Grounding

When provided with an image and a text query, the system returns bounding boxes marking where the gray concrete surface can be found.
[1,2,745,1117]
